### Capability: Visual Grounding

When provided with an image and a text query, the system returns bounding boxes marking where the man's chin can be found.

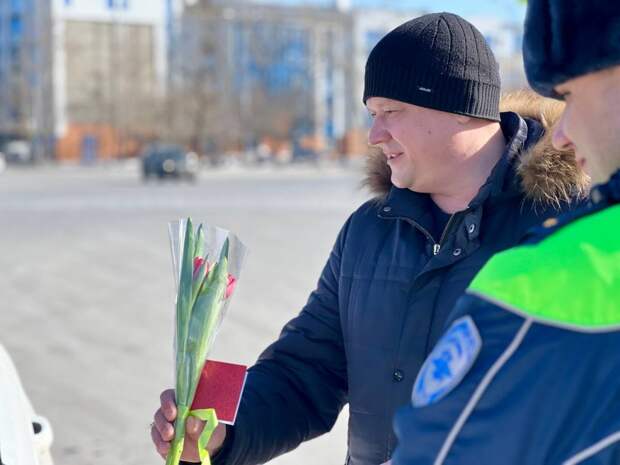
[391,175,413,190]
[392,179,426,194]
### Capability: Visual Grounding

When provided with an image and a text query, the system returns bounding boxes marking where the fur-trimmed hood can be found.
[363,90,589,208]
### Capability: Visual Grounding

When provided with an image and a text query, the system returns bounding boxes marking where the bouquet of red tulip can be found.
[166,218,246,465]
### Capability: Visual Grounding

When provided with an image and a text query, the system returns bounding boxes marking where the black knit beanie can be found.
[524,0,620,99]
[363,12,501,122]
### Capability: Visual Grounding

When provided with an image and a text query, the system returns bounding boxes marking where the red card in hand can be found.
[190,360,248,425]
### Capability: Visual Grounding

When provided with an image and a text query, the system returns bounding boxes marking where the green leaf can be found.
[175,217,195,405]
[219,237,230,263]
[194,224,205,261]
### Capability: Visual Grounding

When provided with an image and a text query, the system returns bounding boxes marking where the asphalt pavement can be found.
[0,161,369,465]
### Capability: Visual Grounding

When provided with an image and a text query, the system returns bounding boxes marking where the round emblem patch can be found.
[412,315,482,407]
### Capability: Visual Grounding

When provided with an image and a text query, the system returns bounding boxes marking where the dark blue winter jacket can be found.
[392,170,620,465]
[213,96,586,465]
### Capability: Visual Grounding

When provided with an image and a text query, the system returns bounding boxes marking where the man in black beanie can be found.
[150,13,585,465]
[390,3,620,465]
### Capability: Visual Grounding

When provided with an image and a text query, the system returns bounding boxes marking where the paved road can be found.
[0,162,369,465]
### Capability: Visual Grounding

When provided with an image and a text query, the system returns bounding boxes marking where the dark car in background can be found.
[4,140,34,164]
[141,144,199,181]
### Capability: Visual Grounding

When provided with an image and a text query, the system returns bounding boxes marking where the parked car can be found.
[0,343,54,465]
[4,140,34,164]
[0,151,6,173]
[141,145,199,181]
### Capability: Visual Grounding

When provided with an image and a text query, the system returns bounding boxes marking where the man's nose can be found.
[368,119,390,146]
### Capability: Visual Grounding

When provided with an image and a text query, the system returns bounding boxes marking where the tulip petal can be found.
[225,275,237,299]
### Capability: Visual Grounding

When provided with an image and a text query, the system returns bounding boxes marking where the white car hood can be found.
[0,344,53,465]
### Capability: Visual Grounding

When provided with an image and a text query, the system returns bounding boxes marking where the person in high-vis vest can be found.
[390,1,620,464]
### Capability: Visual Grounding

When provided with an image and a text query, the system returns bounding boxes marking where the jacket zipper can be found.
[434,213,459,255]
[379,209,465,256]
[386,215,457,256]
[395,217,438,253]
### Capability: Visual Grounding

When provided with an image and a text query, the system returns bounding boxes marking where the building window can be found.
[10,16,22,39]
[107,0,129,9]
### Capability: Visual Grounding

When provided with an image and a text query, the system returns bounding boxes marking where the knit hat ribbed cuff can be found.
[364,63,501,122]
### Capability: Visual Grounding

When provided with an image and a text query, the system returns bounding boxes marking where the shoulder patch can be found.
[412,316,482,407]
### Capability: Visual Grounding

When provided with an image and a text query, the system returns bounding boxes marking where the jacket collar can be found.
[591,169,620,205]
[523,169,620,242]
[468,111,530,209]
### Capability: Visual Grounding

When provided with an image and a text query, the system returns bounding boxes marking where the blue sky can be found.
[252,0,526,23]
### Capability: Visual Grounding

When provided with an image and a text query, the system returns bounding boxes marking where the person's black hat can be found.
[363,12,501,122]
[524,0,620,99]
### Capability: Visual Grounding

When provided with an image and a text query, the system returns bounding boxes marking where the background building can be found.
[169,1,526,159]
[0,0,528,162]
[51,0,168,161]
[0,0,54,161]
[167,0,352,160]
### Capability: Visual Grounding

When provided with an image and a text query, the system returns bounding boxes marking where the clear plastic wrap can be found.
[166,218,246,465]
[169,219,246,365]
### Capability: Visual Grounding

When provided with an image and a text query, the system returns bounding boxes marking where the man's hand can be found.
[151,389,227,462]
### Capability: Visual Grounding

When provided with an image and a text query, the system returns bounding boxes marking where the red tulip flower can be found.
[193,256,209,281]
[225,275,237,299]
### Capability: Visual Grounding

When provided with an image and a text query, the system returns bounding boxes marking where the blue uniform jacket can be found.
[393,170,620,465]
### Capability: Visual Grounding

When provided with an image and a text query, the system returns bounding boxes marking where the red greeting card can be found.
[190,360,248,425]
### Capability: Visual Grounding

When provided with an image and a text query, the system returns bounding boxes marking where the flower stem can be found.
[166,406,190,465]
